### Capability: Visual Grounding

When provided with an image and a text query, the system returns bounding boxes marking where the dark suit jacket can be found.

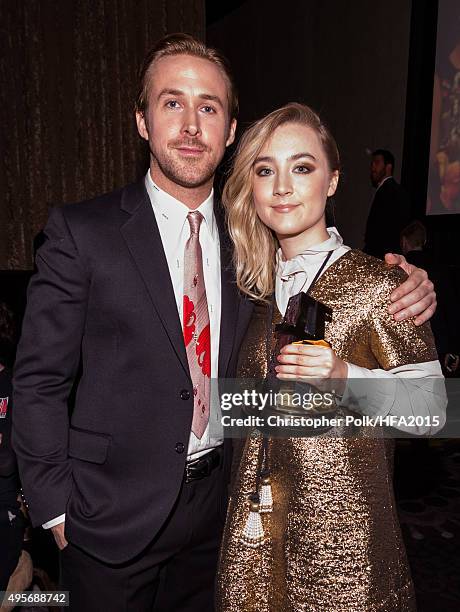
[405,249,457,358]
[12,180,253,564]
[363,177,411,259]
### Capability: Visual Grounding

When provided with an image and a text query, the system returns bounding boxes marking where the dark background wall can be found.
[0,0,205,269]
[207,0,412,248]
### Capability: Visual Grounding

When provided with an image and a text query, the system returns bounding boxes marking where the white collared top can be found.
[275,227,350,315]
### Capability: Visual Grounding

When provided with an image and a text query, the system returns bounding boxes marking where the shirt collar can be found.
[276,227,343,281]
[376,175,393,191]
[144,170,216,240]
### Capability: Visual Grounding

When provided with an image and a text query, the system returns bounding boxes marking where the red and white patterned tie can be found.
[183,211,211,439]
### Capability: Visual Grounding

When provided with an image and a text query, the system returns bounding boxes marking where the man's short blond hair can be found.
[135,33,238,120]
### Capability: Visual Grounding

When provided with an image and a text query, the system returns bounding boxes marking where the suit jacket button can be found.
[180,389,190,400]
[175,442,185,454]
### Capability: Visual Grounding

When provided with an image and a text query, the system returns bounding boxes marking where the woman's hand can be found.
[276,343,348,395]
[384,254,436,325]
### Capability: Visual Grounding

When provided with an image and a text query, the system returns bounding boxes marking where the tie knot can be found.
[187,211,204,235]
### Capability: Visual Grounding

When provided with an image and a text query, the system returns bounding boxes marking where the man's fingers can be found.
[392,292,436,322]
[384,252,402,265]
[389,268,429,305]
[385,252,413,276]
[53,534,67,550]
[390,283,428,316]
[389,280,434,318]
[414,300,437,326]
[51,523,68,551]
[55,535,68,551]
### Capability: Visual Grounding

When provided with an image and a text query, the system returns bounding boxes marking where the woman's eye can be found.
[256,168,273,176]
[202,105,215,113]
[166,100,180,109]
[294,165,311,173]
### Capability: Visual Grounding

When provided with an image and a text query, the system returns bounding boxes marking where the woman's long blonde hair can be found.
[223,102,340,301]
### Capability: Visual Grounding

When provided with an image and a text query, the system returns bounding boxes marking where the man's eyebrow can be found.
[158,89,224,108]
[198,93,224,107]
[254,152,317,164]
[158,88,185,98]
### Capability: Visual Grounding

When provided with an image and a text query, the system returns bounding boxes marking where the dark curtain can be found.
[0,0,205,269]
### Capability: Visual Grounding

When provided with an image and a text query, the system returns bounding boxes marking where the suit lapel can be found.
[120,181,190,379]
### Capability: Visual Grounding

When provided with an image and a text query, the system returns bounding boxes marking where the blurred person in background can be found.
[364,149,411,259]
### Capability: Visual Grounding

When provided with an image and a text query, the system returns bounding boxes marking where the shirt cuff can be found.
[339,363,396,418]
[42,514,66,529]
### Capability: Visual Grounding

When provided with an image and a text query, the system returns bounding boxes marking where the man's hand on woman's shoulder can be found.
[384,253,436,326]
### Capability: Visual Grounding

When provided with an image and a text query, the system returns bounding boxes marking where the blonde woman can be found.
[216,103,446,611]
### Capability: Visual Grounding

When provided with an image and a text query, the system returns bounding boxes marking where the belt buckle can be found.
[185,458,201,483]
[185,461,194,483]
[185,455,211,483]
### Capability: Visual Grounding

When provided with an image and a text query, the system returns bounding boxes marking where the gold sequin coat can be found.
[217,250,437,612]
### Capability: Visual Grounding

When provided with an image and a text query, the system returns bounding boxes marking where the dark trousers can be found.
[60,458,227,612]
[0,503,24,591]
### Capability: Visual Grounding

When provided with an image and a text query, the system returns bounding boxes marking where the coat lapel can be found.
[119,181,190,379]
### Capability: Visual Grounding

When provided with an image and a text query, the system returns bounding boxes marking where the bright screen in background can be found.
[427,0,460,215]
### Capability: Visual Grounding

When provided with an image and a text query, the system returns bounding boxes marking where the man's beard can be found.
[151,142,218,189]
[370,173,383,188]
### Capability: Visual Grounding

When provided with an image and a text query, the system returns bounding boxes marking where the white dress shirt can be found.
[144,172,222,459]
[275,227,447,436]
[43,172,223,530]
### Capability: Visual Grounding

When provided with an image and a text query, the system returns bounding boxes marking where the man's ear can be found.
[226,118,237,147]
[135,111,149,141]
[327,170,339,197]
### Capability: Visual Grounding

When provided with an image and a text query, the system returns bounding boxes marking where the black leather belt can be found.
[185,446,223,483]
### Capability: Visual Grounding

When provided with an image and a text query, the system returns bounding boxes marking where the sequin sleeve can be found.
[368,265,438,369]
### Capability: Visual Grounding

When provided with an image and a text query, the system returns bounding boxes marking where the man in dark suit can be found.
[12,35,437,612]
[12,34,249,612]
[364,149,411,259]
